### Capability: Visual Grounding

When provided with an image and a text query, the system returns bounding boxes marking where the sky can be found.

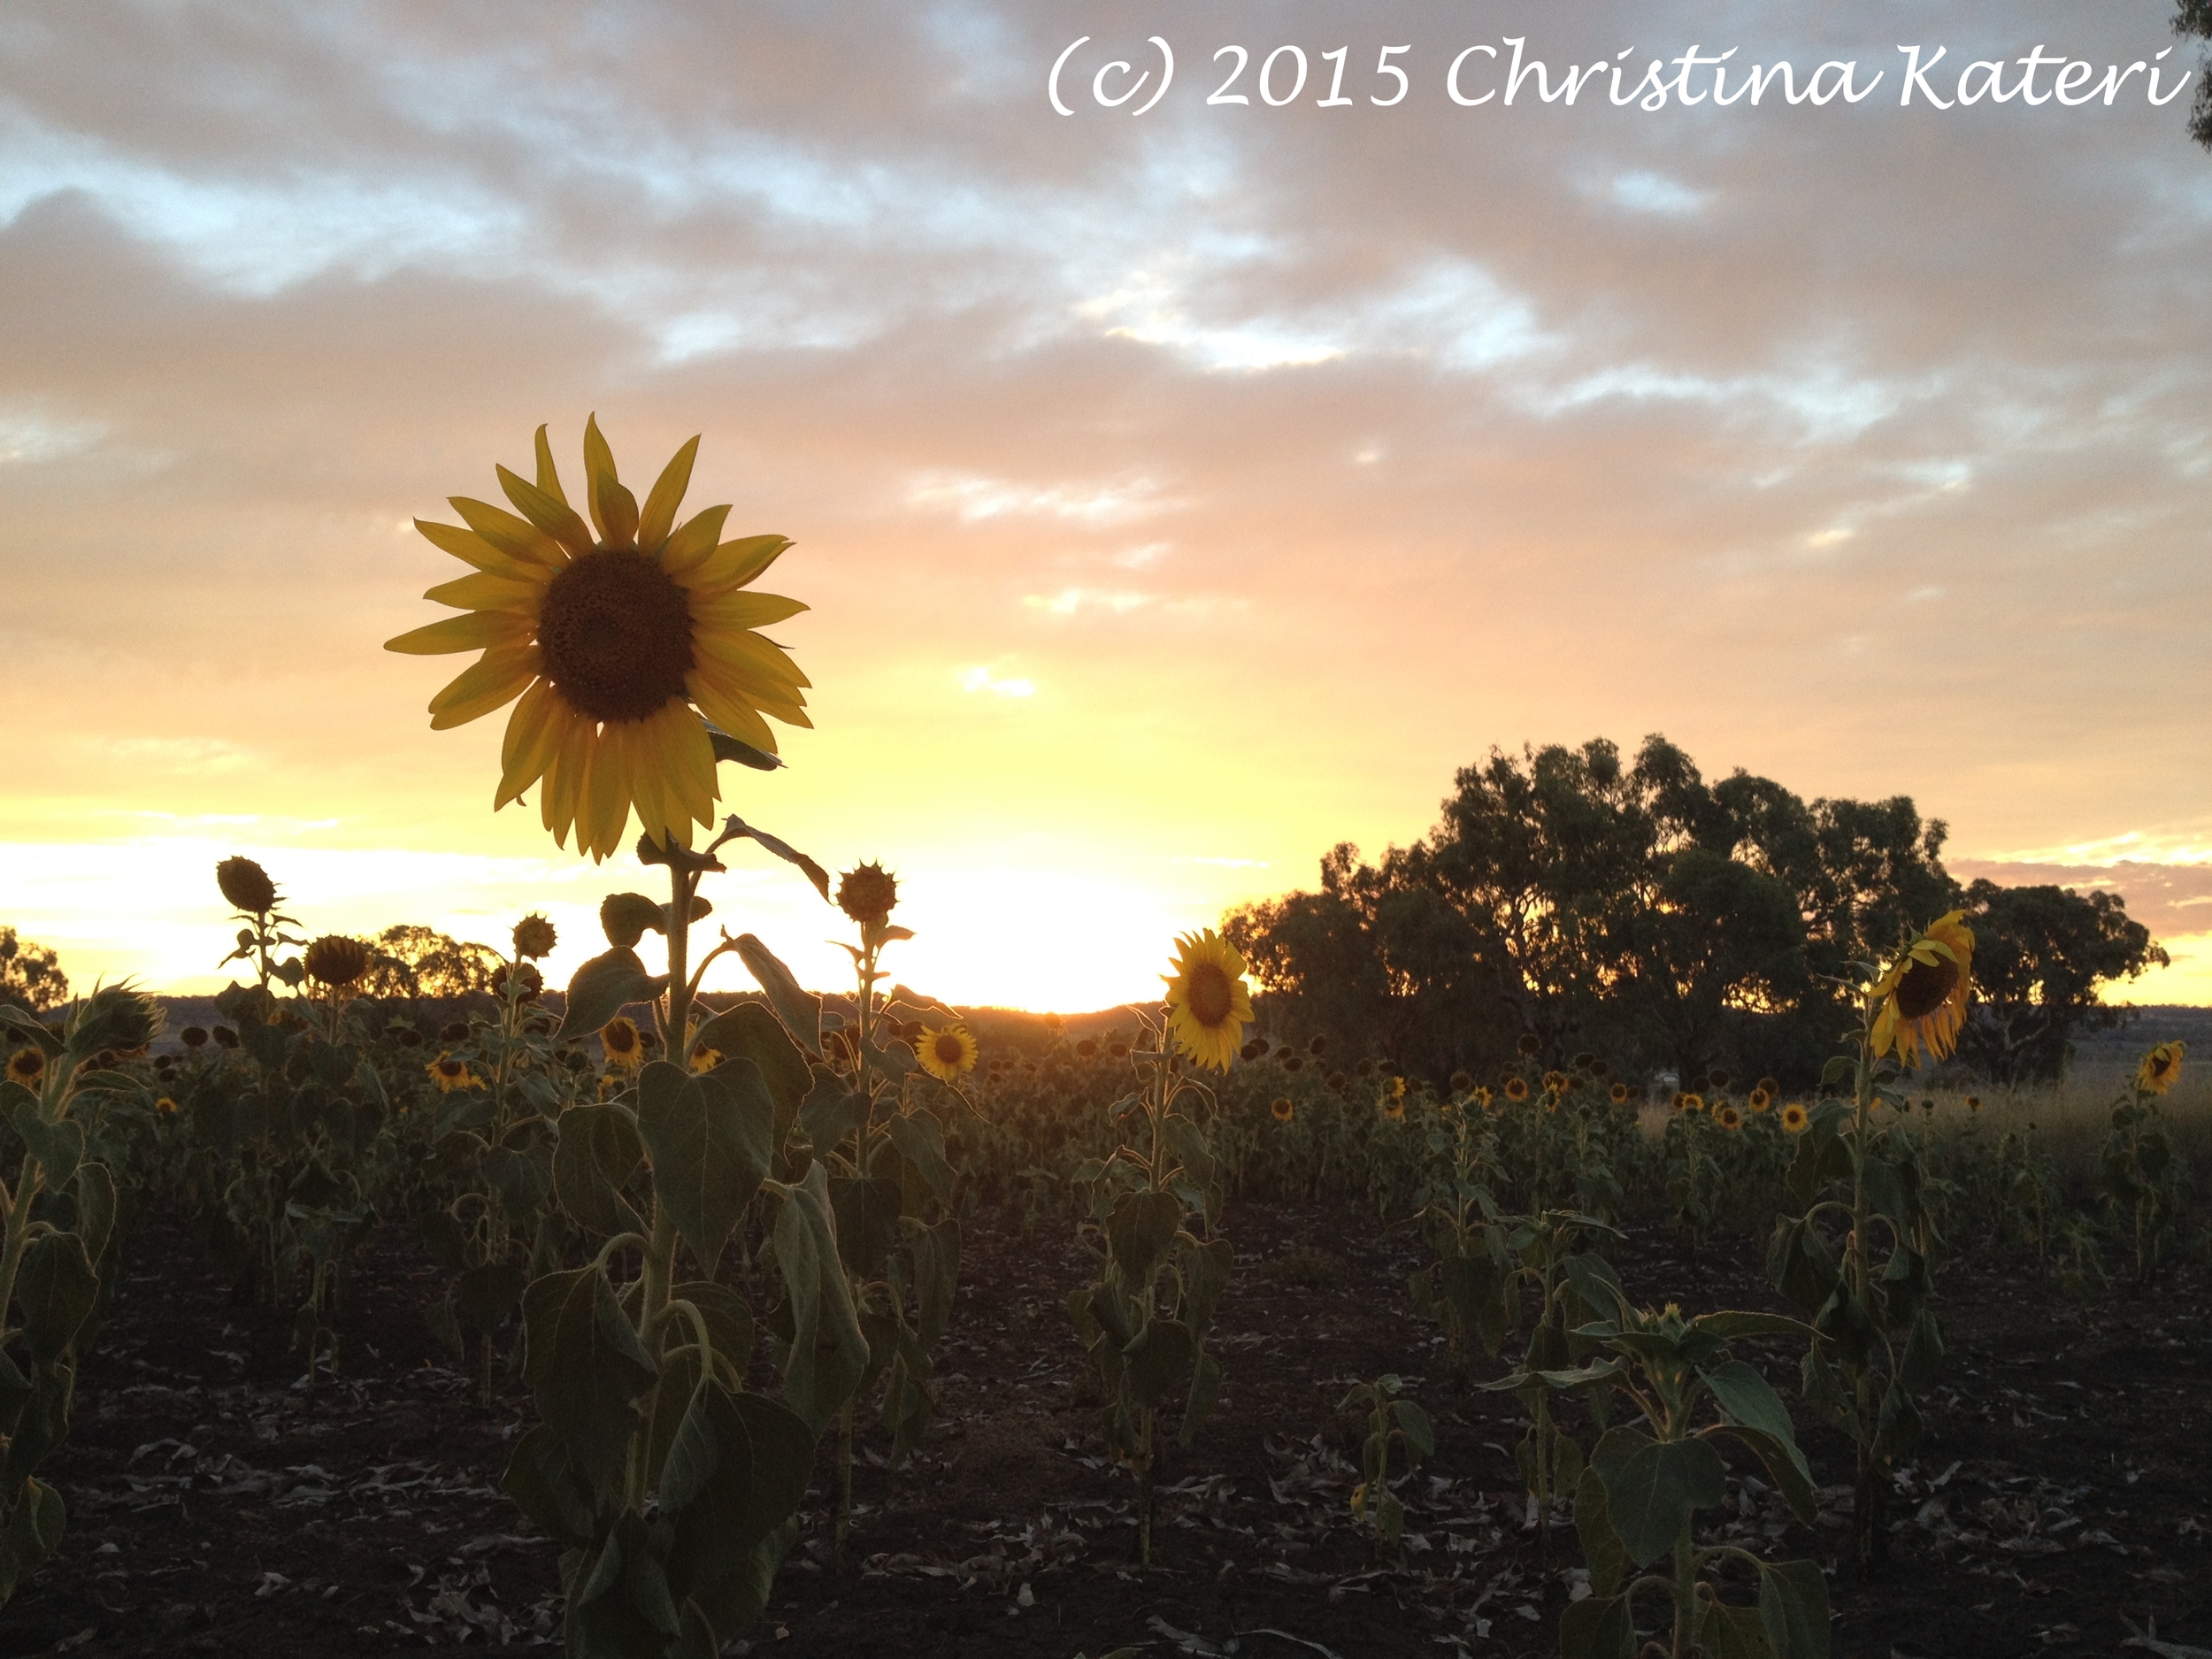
[3,2,2210,1012]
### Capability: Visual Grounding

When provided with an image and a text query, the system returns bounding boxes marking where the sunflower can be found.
[1381,1098,1406,1122]
[6,1047,43,1085]
[155,1095,179,1116]
[303,934,372,988]
[385,419,810,861]
[1781,1102,1809,1132]
[600,1016,646,1071]
[1163,930,1253,1071]
[1677,1093,1705,1115]
[2138,1041,2185,1095]
[426,1053,479,1093]
[1609,1081,1631,1105]
[1271,1097,1294,1123]
[1473,1085,1494,1109]
[1504,1076,1529,1102]
[690,1046,724,1075]
[1966,1094,1982,1113]
[1716,1103,1743,1129]
[1747,1087,1771,1112]
[1869,911,1975,1067]
[918,1025,979,1082]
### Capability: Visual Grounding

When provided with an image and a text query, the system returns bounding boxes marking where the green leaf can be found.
[16,1232,97,1363]
[7,1106,83,1193]
[1559,1591,1635,1659]
[1392,1399,1436,1462]
[1573,1464,1627,1596]
[1757,1558,1831,1659]
[1900,1308,1944,1393]
[522,1264,659,1495]
[705,721,783,772]
[1694,1311,1817,1344]
[499,1423,595,1548]
[1767,1216,1839,1313]
[1122,1317,1195,1408]
[638,1061,774,1273]
[1873,1378,1924,1460]
[1701,1600,1775,1659]
[797,1073,867,1160]
[885,1111,954,1208]
[552,1104,647,1238]
[1594,1427,1725,1567]
[692,1002,811,1128]
[1179,1348,1225,1446]
[69,1163,117,1275]
[912,1217,961,1348]
[1106,1189,1182,1284]
[1179,1235,1233,1336]
[734,934,820,1056]
[714,818,832,904]
[827,1175,901,1279]
[672,1280,757,1381]
[0,1476,65,1604]
[769,1165,868,1432]
[557,948,668,1041]
[1699,1361,1807,1469]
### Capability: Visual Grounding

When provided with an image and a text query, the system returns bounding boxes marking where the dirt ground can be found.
[4,1198,2207,1659]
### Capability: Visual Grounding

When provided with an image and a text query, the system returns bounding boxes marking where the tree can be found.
[2179,2,2212,151]
[0,928,67,1015]
[1955,880,2167,1083]
[357,925,501,1002]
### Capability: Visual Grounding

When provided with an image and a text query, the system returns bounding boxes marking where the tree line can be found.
[1223,735,2164,1089]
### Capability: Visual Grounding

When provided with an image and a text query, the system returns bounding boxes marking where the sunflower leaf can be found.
[558,949,668,1041]
[710,817,831,902]
[703,722,785,772]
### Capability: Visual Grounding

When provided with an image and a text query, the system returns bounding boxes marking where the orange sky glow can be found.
[5,4,2211,1013]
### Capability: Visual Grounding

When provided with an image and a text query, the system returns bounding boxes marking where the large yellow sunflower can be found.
[2137,1040,2185,1095]
[385,419,810,861]
[1163,929,1253,1071]
[1869,910,1975,1067]
[917,1025,979,1083]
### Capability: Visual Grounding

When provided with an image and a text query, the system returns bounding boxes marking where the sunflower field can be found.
[3,422,2208,1659]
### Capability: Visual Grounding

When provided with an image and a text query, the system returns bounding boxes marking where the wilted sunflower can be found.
[600,1015,645,1071]
[303,934,372,989]
[426,1053,479,1093]
[1271,1097,1294,1123]
[1716,1103,1743,1130]
[1163,929,1253,1071]
[6,1047,44,1085]
[918,1025,979,1082]
[216,855,279,916]
[1869,910,1975,1066]
[1503,1076,1529,1102]
[1781,1102,1809,1132]
[385,419,810,861]
[2138,1041,2185,1095]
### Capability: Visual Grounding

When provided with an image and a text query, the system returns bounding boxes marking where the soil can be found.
[4,1200,2207,1659]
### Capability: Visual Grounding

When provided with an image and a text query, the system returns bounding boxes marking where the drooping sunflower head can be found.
[835,862,899,929]
[303,934,372,989]
[1516,1033,1541,1057]
[216,856,279,916]
[6,1046,43,1085]
[918,1024,979,1083]
[181,1025,209,1050]
[1870,910,1975,1067]
[1450,1070,1473,1094]
[386,419,811,862]
[2138,1041,2185,1096]
[599,1015,645,1070]
[1162,929,1254,1071]
[512,912,558,961]
[426,1053,477,1093]
[1271,1097,1294,1123]
[1781,1102,1809,1132]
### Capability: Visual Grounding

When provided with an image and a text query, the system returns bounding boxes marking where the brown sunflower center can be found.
[1893,955,1958,1020]
[1186,963,1234,1027]
[2151,1052,2175,1078]
[932,1033,966,1066]
[436,1058,465,1079]
[538,549,695,723]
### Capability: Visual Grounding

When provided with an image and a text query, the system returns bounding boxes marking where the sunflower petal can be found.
[415,518,536,580]
[424,571,544,612]
[583,414,640,549]
[694,660,809,727]
[387,611,531,656]
[659,503,732,577]
[687,534,791,594]
[638,435,700,555]
[588,722,633,861]
[693,628,811,693]
[689,589,808,630]
[626,715,675,849]
[534,424,569,507]
[686,675,779,755]
[451,496,568,567]
[430,642,540,726]
[549,714,594,846]
[496,679,565,809]
[497,465,595,558]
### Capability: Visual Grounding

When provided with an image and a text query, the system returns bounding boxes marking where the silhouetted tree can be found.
[2179,2,2212,151]
[1955,880,2168,1083]
[0,928,68,1015]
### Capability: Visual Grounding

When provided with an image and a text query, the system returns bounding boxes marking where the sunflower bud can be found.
[512,912,558,960]
[836,862,899,929]
[303,935,372,988]
[65,982,164,1060]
